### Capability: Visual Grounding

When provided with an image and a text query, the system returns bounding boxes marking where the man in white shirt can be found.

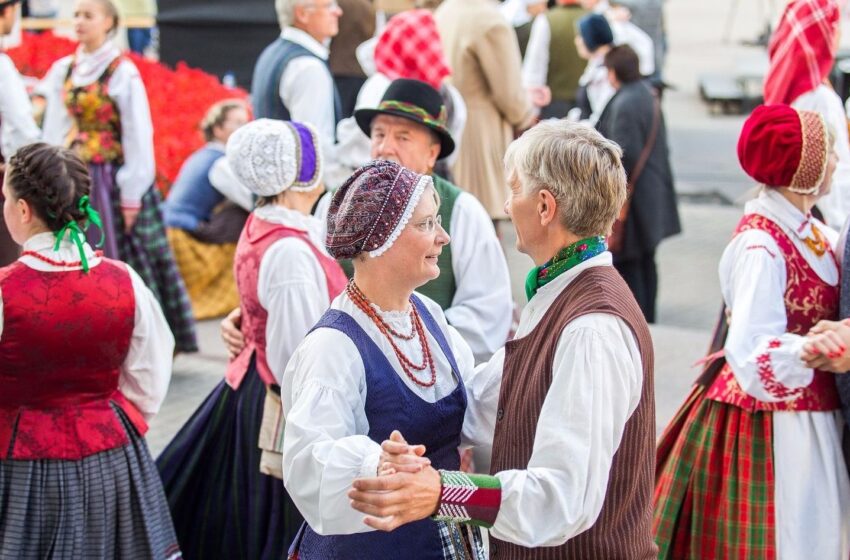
[348,121,658,559]
[0,0,40,265]
[251,0,343,163]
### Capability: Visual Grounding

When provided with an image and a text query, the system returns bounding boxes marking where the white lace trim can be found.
[368,175,431,258]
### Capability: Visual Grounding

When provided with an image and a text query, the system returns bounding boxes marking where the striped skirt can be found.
[653,384,776,559]
[0,405,181,559]
[88,163,198,353]
[156,359,303,559]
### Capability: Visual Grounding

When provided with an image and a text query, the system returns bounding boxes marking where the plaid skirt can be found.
[88,164,198,353]
[166,227,239,320]
[156,358,303,559]
[0,405,182,559]
[653,384,776,559]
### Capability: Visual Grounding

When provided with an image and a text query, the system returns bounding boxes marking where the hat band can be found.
[377,100,448,131]
[789,111,829,195]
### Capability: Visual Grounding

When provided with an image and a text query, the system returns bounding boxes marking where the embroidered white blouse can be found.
[37,41,155,208]
[0,232,174,420]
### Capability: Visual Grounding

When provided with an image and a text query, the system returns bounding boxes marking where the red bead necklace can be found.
[346,280,437,388]
[20,250,102,268]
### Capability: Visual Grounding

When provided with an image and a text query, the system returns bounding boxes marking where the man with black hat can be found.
[0,0,39,265]
[353,78,513,363]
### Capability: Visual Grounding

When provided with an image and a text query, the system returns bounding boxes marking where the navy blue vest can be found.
[291,295,467,559]
[163,145,225,232]
[251,37,342,125]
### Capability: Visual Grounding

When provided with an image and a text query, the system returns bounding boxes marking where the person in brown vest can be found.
[348,120,658,559]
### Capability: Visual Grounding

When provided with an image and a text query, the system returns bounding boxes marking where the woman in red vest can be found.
[156,119,347,559]
[654,105,850,558]
[0,143,179,558]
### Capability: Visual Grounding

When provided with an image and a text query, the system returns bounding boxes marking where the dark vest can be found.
[490,266,657,560]
[251,37,342,124]
[415,174,459,309]
[163,144,225,231]
[515,20,533,59]
[545,6,587,103]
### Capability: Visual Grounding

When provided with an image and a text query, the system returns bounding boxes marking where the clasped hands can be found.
[347,430,442,532]
[801,319,850,372]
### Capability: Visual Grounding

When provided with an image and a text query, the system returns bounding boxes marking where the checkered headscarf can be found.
[374,9,451,90]
[763,0,839,105]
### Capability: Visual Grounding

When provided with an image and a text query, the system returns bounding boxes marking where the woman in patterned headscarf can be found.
[763,0,850,227]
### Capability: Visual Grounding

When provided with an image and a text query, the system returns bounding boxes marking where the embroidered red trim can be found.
[757,339,804,399]
[745,244,777,258]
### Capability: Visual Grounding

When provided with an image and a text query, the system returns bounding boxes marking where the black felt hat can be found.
[355,78,455,160]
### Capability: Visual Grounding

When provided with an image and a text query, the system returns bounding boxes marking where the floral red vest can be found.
[706,213,840,411]
[0,259,146,460]
[225,213,348,389]
[63,56,124,165]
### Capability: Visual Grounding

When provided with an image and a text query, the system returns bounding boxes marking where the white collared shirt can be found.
[0,53,40,158]
[718,189,839,402]
[2,232,175,420]
[279,27,337,168]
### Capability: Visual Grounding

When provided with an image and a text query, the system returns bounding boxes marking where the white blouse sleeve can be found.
[444,193,512,362]
[282,329,383,536]
[720,230,814,401]
[489,314,643,547]
[109,60,156,207]
[521,14,551,88]
[119,265,175,421]
[36,57,74,147]
[258,237,329,386]
[0,55,40,157]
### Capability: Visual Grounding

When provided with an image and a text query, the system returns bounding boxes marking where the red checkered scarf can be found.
[763,0,839,105]
[374,9,451,90]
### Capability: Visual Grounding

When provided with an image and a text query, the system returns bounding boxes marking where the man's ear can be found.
[537,189,558,227]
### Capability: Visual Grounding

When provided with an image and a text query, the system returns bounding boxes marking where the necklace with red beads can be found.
[346,280,437,388]
[20,250,101,268]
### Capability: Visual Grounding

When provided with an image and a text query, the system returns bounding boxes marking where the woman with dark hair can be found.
[0,143,179,558]
[595,44,679,322]
[37,0,197,352]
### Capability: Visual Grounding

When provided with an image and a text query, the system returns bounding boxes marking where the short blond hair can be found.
[504,121,627,237]
[200,99,247,142]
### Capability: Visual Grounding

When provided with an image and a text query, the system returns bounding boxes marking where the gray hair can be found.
[504,120,627,237]
[275,0,308,28]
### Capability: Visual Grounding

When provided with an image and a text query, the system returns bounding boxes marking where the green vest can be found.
[545,6,587,103]
[338,174,459,310]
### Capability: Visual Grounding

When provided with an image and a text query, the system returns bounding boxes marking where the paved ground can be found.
[148,0,801,454]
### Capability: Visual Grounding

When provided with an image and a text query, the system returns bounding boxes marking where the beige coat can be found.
[436,0,534,219]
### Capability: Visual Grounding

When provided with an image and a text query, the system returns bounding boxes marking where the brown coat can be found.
[435,0,534,218]
[328,0,376,78]
[490,266,658,559]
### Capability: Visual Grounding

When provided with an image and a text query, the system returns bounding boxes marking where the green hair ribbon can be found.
[52,196,104,273]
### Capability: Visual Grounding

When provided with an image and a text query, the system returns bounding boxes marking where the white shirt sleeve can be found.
[109,61,156,207]
[280,56,337,166]
[258,237,329,385]
[119,265,175,421]
[719,230,814,400]
[209,157,254,212]
[521,14,551,88]
[36,57,74,147]
[445,193,512,362]
[0,55,40,158]
[460,346,504,474]
[282,329,383,535]
[489,314,643,547]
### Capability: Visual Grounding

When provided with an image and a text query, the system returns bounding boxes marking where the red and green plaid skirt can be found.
[653,384,777,559]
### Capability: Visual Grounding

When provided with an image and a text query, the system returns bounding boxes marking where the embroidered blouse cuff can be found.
[757,338,807,399]
[432,470,501,529]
